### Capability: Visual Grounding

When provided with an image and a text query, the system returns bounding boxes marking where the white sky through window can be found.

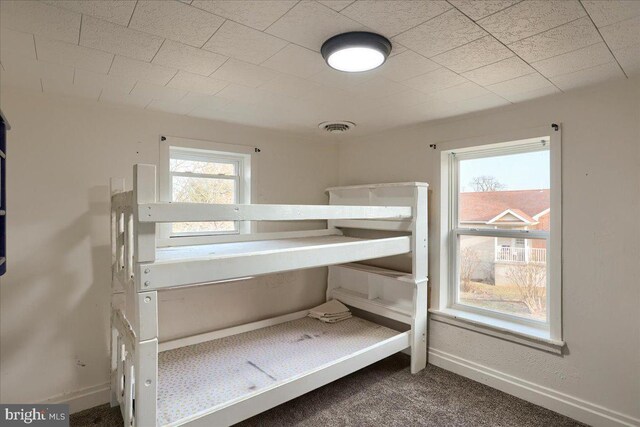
[459,151,550,192]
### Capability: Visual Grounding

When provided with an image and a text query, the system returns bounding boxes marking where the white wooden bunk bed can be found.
[110,164,428,427]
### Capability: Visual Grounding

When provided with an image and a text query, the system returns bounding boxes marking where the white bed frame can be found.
[110,164,428,427]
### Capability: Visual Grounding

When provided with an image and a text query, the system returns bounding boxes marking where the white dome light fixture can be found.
[321,32,392,73]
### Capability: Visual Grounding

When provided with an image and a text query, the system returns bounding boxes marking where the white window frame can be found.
[158,136,255,247]
[432,125,563,353]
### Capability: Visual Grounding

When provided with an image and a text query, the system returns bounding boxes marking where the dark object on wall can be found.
[0,109,9,276]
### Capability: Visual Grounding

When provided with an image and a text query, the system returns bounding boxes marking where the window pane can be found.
[170,158,236,176]
[458,235,547,321]
[458,150,550,231]
[172,220,236,234]
[171,176,236,234]
[172,176,235,204]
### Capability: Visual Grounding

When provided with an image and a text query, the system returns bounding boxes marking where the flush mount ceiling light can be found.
[321,32,392,73]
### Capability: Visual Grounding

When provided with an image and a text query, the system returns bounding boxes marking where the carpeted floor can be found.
[70,354,585,427]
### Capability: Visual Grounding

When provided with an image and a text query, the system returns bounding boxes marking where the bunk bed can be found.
[110,164,428,427]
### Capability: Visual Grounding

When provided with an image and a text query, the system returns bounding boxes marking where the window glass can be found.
[457,235,547,321]
[169,149,240,235]
[454,146,551,323]
[458,150,550,230]
[170,158,236,175]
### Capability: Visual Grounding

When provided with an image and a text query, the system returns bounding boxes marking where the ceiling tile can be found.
[389,42,408,57]
[426,81,492,103]
[478,0,585,44]
[260,74,324,100]
[152,40,228,76]
[503,84,560,102]
[317,1,355,12]
[191,1,298,31]
[462,56,534,86]
[448,0,521,21]
[180,92,230,111]
[129,1,225,48]
[340,1,452,37]
[42,78,102,101]
[109,56,178,86]
[509,16,601,63]
[454,93,511,113]
[146,99,194,115]
[403,67,468,95]
[308,67,377,90]
[0,61,42,92]
[261,44,326,78]
[74,68,136,94]
[216,83,292,109]
[265,1,365,51]
[80,16,164,62]
[36,60,76,93]
[598,15,640,51]
[42,0,137,26]
[203,20,288,64]
[393,9,487,58]
[613,44,640,76]
[376,50,440,82]
[210,59,280,88]
[131,81,188,102]
[531,42,615,77]
[35,36,114,74]
[549,61,624,91]
[348,88,426,113]
[167,71,228,95]
[100,88,153,108]
[0,28,36,63]
[348,76,412,99]
[582,1,640,27]
[487,72,553,98]
[432,36,513,73]
[1,57,74,93]
[0,0,80,44]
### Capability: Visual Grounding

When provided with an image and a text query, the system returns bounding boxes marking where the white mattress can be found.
[155,236,367,262]
[157,316,400,426]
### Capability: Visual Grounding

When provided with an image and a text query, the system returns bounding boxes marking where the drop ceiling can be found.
[0,0,638,137]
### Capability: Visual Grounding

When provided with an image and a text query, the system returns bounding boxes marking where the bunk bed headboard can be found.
[326,182,428,275]
[326,182,427,233]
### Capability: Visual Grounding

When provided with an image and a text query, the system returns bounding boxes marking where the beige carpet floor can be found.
[70,354,585,427]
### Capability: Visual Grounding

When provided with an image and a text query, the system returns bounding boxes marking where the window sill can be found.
[429,308,565,354]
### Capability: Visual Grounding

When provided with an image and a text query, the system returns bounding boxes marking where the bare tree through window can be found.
[469,175,506,192]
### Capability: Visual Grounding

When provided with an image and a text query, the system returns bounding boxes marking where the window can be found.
[436,128,562,348]
[159,136,253,245]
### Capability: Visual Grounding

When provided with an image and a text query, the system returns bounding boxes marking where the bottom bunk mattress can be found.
[157,316,403,426]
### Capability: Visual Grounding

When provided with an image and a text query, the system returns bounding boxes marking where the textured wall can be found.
[0,88,338,406]
[338,76,640,423]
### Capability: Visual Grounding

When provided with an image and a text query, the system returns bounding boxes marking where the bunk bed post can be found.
[132,164,158,426]
[110,178,125,407]
[411,185,428,374]
[111,178,125,292]
[133,164,156,264]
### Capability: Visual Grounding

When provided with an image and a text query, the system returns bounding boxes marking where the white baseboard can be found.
[429,348,640,427]
[39,382,111,414]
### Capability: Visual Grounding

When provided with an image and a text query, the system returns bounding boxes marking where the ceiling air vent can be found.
[318,121,356,133]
